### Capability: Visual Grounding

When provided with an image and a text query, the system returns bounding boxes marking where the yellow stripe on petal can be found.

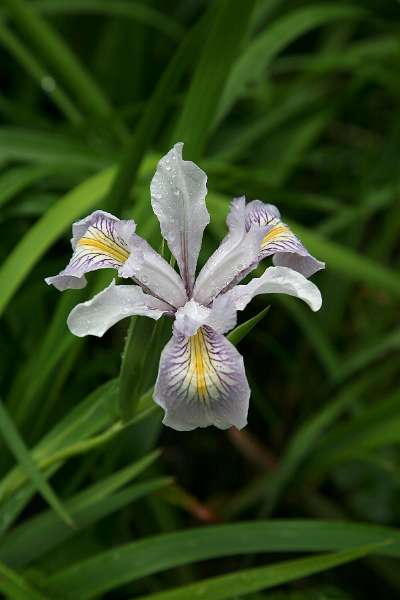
[261,222,290,250]
[77,228,129,264]
[191,328,208,401]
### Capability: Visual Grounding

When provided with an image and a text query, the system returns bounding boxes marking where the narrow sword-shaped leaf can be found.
[134,546,381,600]
[173,0,257,159]
[47,523,398,597]
[0,398,73,527]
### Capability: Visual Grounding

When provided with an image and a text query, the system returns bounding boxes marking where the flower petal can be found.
[193,197,265,305]
[121,235,187,309]
[174,294,237,338]
[246,200,325,278]
[45,211,135,291]
[231,266,322,312]
[150,142,209,293]
[154,326,249,431]
[67,279,169,337]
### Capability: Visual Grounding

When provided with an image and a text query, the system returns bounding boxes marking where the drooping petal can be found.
[154,326,250,431]
[120,235,187,309]
[245,200,325,278]
[193,197,265,306]
[67,279,169,337]
[45,211,135,291]
[150,142,209,293]
[231,266,322,312]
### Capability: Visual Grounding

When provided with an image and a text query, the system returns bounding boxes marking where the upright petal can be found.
[245,200,325,278]
[121,235,187,309]
[45,211,135,291]
[231,266,322,312]
[150,143,209,293]
[154,326,250,431]
[67,279,169,337]
[193,197,265,306]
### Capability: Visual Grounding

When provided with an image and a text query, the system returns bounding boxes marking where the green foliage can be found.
[0,0,400,598]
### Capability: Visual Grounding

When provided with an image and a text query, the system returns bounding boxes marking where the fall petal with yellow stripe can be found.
[45,211,134,291]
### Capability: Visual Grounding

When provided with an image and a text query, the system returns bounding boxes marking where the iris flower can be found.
[46,144,324,431]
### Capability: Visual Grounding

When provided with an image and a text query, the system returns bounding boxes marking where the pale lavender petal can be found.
[154,326,250,431]
[45,211,135,291]
[67,279,169,337]
[120,235,187,309]
[231,266,322,312]
[193,197,265,306]
[150,143,209,293]
[245,200,325,278]
[206,293,237,334]
[174,294,237,338]
[174,299,210,338]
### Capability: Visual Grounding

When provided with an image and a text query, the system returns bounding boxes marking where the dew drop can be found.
[41,75,56,93]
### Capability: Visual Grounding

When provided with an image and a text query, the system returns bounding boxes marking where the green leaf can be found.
[0,166,115,317]
[105,12,202,212]
[333,327,400,383]
[216,3,365,124]
[259,371,382,517]
[0,398,73,527]
[0,452,168,568]
[227,306,270,345]
[305,388,400,475]
[0,560,47,600]
[0,164,54,209]
[172,0,256,159]
[0,127,110,168]
[0,22,83,125]
[2,0,120,130]
[134,546,378,600]
[47,521,399,597]
[31,0,185,41]
[289,221,400,296]
[119,317,157,422]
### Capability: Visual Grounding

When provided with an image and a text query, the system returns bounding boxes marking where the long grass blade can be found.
[0,398,73,527]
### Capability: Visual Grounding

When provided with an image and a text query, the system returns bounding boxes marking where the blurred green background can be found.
[0,0,400,598]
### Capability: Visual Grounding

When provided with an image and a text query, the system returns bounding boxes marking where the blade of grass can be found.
[0,165,115,317]
[278,296,339,378]
[105,12,203,212]
[333,327,400,383]
[258,370,383,517]
[134,546,380,600]
[47,522,400,597]
[0,560,48,600]
[215,3,366,125]
[0,164,56,209]
[2,0,123,135]
[0,21,83,125]
[0,398,73,527]
[0,127,111,168]
[227,306,270,345]
[31,0,185,41]
[172,0,256,159]
[0,452,167,568]
[289,220,400,296]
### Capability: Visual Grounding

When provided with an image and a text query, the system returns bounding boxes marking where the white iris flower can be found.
[46,144,324,431]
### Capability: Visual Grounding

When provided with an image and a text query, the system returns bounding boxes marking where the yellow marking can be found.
[78,236,129,264]
[261,223,289,249]
[191,328,207,401]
